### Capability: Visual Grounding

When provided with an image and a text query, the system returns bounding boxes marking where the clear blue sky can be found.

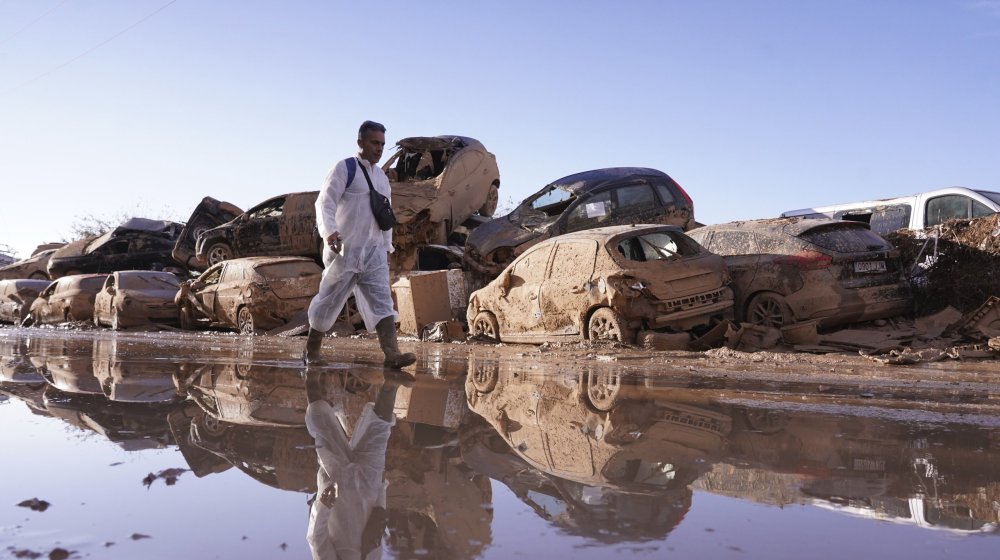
[2,0,998,258]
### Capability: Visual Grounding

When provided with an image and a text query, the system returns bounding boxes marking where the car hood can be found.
[467,214,542,258]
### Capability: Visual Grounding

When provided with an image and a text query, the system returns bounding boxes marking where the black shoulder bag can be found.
[356,158,397,231]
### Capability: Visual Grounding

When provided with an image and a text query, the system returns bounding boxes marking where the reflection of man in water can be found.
[305,369,399,559]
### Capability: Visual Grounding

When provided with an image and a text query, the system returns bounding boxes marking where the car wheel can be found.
[237,306,256,335]
[746,292,793,328]
[586,369,621,412]
[587,307,634,344]
[29,271,48,280]
[472,311,500,341]
[471,361,499,393]
[479,183,499,217]
[206,242,233,266]
[196,413,228,438]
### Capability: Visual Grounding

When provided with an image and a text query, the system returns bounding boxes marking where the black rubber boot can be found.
[303,328,326,365]
[375,317,416,369]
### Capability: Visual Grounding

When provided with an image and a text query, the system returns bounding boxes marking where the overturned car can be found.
[47,219,183,280]
[175,256,321,334]
[464,167,695,285]
[171,197,244,269]
[466,224,732,345]
[192,135,500,274]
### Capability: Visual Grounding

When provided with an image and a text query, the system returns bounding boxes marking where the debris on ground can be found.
[885,214,1000,313]
[16,498,50,512]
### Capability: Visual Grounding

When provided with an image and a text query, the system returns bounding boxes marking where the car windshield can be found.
[513,185,577,231]
[973,190,1000,207]
[798,225,893,253]
[615,231,700,262]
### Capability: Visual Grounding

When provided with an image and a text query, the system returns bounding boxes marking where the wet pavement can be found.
[1,328,998,559]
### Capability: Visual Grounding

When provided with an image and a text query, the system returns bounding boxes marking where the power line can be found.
[0,0,178,97]
[0,0,71,47]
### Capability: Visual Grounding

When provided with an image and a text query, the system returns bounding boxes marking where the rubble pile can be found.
[885,214,1000,313]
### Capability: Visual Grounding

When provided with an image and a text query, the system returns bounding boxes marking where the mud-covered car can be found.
[0,279,50,324]
[193,136,500,273]
[171,197,244,269]
[384,135,500,271]
[93,271,181,330]
[47,219,183,280]
[194,192,319,268]
[466,224,732,345]
[24,274,108,326]
[687,218,912,329]
[463,168,695,284]
[176,256,321,334]
[0,244,63,281]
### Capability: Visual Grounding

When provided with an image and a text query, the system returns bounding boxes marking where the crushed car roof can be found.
[394,135,483,151]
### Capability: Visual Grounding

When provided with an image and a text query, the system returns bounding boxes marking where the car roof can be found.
[535,224,685,244]
[394,135,484,151]
[693,217,869,237]
[548,167,675,194]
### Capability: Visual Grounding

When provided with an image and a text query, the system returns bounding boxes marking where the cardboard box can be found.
[392,271,453,335]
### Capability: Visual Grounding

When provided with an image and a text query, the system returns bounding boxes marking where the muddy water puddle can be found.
[1,328,998,559]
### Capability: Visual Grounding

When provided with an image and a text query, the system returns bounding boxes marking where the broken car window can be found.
[616,232,697,262]
[530,186,576,215]
[248,199,285,220]
[799,225,893,253]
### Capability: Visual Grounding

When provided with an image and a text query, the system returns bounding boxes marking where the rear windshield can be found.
[974,190,1000,207]
[119,274,179,290]
[798,225,893,253]
[255,262,317,279]
[615,231,701,262]
[79,277,107,291]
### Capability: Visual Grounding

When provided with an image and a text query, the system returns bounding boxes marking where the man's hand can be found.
[326,232,342,253]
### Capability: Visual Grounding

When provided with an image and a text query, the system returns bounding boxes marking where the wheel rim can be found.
[474,312,498,339]
[238,308,254,334]
[587,371,620,411]
[208,245,231,266]
[590,314,620,341]
[472,363,499,393]
[481,185,499,217]
[750,296,785,327]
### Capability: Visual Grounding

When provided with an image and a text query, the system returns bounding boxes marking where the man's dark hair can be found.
[359,120,386,138]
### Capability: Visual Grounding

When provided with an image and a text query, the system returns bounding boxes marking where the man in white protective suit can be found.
[303,120,416,369]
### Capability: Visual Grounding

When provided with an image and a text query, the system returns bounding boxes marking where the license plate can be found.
[854,261,887,273]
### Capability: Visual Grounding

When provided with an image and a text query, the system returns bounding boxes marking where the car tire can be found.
[206,242,233,266]
[472,311,500,342]
[587,307,634,344]
[479,183,499,217]
[746,292,793,328]
[471,360,499,394]
[237,306,257,335]
[586,369,621,412]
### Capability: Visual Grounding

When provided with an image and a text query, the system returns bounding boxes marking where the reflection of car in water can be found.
[464,365,729,542]
[176,256,321,334]
[91,337,182,403]
[464,167,696,284]
[0,336,44,384]
[41,385,177,451]
[467,224,733,345]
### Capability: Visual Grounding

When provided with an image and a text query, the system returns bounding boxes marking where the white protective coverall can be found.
[306,400,393,560]
[308,156,396,333]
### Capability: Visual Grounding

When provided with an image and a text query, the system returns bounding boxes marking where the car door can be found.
[95,274,115,322]
[702,230,761,307]
[191,265,223,320]
[494,243,554,340]
[236,198,285,255]
[214,263,246,325]
[538,240,598,337]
